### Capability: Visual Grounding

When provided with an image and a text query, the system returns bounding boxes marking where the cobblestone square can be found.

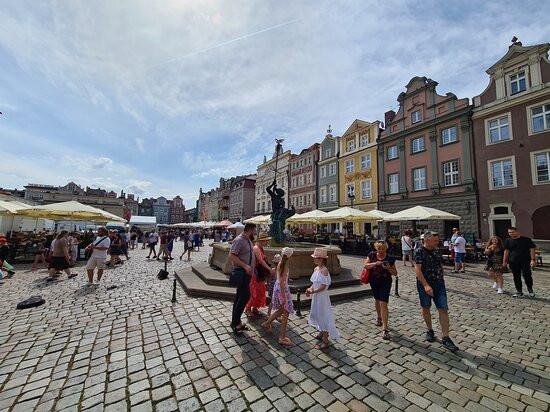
[0,241,549,411]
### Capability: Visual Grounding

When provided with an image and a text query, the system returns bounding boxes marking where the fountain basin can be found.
[209,242,341,279]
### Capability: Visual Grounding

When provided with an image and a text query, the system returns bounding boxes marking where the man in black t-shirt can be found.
[503,227,536,298]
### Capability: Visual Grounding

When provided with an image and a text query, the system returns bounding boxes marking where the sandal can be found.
[375,318,382,327]
[261,322,272,332]
[231,325,244,335]
[236,323,249,331]
[315,342,329,350]
[315,333,323,340]
[382,330,390,340]
[68,273,77,279]
[279,337,294,346]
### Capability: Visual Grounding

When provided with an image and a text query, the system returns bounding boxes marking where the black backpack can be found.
[17,296,45,310]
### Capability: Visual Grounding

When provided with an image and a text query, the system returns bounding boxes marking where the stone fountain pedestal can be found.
[209,242,341,279]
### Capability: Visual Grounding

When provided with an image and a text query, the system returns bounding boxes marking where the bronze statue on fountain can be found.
[267,179,295,244]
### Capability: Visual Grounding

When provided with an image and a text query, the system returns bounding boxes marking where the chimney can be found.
[385,110,396,126]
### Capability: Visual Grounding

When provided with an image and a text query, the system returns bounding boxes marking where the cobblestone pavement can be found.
[0,240,549,412]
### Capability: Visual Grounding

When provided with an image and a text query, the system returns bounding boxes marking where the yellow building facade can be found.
[338,119,381,235]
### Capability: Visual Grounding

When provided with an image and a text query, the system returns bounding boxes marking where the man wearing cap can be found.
[414,230,459,351]
[228,223,256,335]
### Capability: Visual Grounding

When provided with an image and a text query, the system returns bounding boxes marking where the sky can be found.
[1,0,549,208]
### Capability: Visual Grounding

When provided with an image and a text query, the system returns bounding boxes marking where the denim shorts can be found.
[417,280,448,310]
[454,252,466,263]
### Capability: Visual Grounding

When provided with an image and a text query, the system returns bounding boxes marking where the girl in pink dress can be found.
[262,247,294,346]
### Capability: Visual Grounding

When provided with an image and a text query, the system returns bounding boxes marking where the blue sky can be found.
[0,0,548,208]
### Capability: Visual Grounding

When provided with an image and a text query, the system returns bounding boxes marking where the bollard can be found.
[171,278,177,303]
[395,276,400,297]
[164,259,168,272]
[295,290,302,317]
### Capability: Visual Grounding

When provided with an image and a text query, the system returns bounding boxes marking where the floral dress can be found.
[245,246,267,311]
[272,269,294,314]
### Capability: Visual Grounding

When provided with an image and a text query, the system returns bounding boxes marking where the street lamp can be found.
[348,193,355,208]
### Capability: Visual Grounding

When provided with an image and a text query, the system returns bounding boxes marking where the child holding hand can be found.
[262,247,294,346]
[266,254,281,319]
[306,248,340,349]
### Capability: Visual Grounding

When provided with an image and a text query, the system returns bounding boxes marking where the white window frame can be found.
[320,166,327,178]
[411,110,422,124]
[443,160,460,187]
[387,145,398,160]
[530,149,550,185]
[307,193,312,205]
[325,148,332,159]
[485,113,513,145]
[527,100,550,135]
[329,185,336,202]
[307,173,312,184]
[413,167,427,191]
[510,70,526,95]
[388,173,399,194]
[320,186,327,203]
[346,183,355,198]
[360,179,372,199]
[411,136,425,153]
[360,133,369,147]
[441,126,458,145]
[487,156,517,190]
[360,153,371,170]
[347,139,355,152]
[345,159,354,174]
[329,162,337,176]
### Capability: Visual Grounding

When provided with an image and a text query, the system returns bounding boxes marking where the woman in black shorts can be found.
[363,240,397,340]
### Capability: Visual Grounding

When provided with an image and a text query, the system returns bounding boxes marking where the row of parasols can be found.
[243,205,461,225]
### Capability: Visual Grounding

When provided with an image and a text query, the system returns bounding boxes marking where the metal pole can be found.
[395,276,400,296]
[172,278,177,303]
[295,290,302,317]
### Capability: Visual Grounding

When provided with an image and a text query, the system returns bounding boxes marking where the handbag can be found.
[229,238,252,288]
[256,265,270,282]
[360,267,370,284]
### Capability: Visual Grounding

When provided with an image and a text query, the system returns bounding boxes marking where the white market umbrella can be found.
[363,209,392,220]
[318,207,380,223]
[0,200,31,216]
[15,200,126,222]
[228,222,245,229]
[286,210,328,224]
[383,206,460,221]
[243,215,271,225]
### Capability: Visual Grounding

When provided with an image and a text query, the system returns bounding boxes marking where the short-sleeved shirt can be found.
[503,236,536,264]
[368,252,396,280]
[401,236,413,251]
[414,246,444,285]
[453,236,466,253]
[149,233,159,244]
[229,234,255,270]
[160,234,167,244]
[91,236,111,259]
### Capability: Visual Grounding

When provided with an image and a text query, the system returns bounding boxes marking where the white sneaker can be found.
[497,288,504,294]
[492,282,498,289]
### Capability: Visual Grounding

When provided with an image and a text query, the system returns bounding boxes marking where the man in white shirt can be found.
[86,227,111,285]
[451,230,467,273]
[147,230,159,259]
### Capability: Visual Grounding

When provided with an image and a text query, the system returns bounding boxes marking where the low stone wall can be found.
[209,242,342,279]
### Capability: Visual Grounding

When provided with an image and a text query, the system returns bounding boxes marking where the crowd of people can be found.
[228,223,539,352]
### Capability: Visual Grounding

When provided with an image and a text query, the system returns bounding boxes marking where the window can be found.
[292,177,296,188]
[360,133,369,147]
[531,104,550,133]
[299,176,304,186]
[329,185,336,201]
[346,184,355,198]
[387,145,398,160]
[443,160,460,186]
[325,148,332,159]
[345,159,354,174]
[361,180,372,199]
[320,166,327,178]
[360,154,371,169]
[388,173,399,194]
[510,71,526,95]
[307,194,312,205]
[307,174,312,184]
[413,168,427,191]
[411,110,422,124]
[347,139,355,152]
[441,126,457,144]
[329,162,337,176]
[533,151,550,184]
[320,187,327,203]
[490,158,515,188]
[411,136,425,153]
[488,116,510,143]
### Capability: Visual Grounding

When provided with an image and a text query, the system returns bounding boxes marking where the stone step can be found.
[175,267,372,308]
[190,263,362,293]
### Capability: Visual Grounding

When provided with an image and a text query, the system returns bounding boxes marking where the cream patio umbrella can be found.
[243,215,272,225]
[363,209,392,220]
[383,205,460,221]
[285,209,328,224]
[15,201,126,222]
[318,206,380,223]
[0,200,31,215]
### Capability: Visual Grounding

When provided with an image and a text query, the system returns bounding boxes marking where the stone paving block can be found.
[177,397,201,412]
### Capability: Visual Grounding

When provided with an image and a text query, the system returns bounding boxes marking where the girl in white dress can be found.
[306,248,340,349]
